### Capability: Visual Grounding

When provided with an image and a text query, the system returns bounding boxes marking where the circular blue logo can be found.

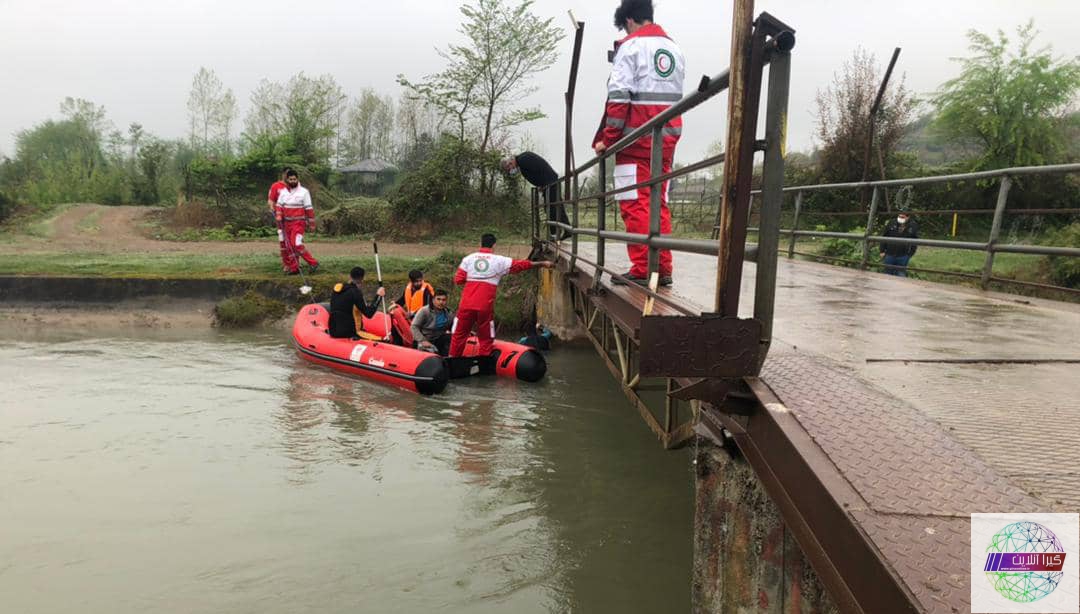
[985,522,1065,603]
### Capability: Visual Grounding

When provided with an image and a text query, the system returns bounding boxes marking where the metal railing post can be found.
[570,174,580,273]
[595,158,607,288]
[648,125,664,278]
[860,186,880,269]
[982,175,1012,289]
[754,43,790,368]
[788,190,803,258]
[531,187,540,243]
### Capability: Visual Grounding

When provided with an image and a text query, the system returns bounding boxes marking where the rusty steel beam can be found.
[715,8,767,316]
[703,379,921,613]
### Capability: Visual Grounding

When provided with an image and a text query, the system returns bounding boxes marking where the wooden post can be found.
[714,0,755,315]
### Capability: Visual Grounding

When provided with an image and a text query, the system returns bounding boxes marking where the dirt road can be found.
[0,204,530,258]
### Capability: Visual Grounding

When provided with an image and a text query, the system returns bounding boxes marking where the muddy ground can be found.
[0,204,531,258]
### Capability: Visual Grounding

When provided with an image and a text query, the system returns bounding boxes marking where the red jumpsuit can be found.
[595,23,685,279]
[275,184,318,272]
[449,248,534,357]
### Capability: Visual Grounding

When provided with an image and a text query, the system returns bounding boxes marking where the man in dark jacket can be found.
[879,210,918,277]
[328,266,386,339]
[502,152,571,240]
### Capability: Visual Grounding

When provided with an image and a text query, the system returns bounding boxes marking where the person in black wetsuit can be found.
[328,266,386,339]
[502,152,571,240]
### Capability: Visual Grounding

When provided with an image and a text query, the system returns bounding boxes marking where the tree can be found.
[397,0,563,165]
[60,97,109,139]
[243,72,346,166]
[931,22,1080,170]
[187,67,238,155]
[396,95,445,154]
[133,137,172,204]
[340,89,396,164]
[814,48,918,183]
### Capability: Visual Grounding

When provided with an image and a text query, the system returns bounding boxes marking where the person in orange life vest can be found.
[593,0,684,287]
[449,233,553,357]
[386,269,434,346]
[275,169,320,275]
[393,269,435,319]
[267,168,293,273]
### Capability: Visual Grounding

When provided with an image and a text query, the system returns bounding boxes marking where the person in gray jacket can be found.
[411,288,454,356]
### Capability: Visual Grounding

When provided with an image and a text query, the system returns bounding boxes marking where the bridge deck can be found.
[562,243,1080,612]
[577,242,1080,510]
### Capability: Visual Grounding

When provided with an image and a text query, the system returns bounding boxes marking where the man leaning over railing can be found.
[593,0,685,287]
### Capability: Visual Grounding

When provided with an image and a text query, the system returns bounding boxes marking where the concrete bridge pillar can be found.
[693,445,838,613]
[535,267,584,340]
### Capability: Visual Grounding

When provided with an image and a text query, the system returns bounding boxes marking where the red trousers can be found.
[280,220,318,272]
[449,308,495,357]
[614,154,673,278]
[276,226,291,271]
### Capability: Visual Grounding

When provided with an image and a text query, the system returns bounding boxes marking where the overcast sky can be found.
[2,0,1077,166]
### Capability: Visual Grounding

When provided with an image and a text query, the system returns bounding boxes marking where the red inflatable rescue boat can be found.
[359,311,547,383]
[292,304,449,394]
[291,305,547,394]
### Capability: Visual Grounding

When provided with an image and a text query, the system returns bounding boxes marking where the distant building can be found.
[336,159,398,194]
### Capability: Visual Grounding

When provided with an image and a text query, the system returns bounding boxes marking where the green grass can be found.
[75,209,103,233]
[0,252,443,281]
[787,237,1078,301]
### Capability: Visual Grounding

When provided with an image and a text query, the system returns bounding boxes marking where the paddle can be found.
[373,241,391,340]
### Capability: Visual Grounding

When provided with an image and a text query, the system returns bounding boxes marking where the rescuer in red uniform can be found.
[267,168,291,273]
[275,169,319,275]
[449,233,552,357]
[594,0,685,287]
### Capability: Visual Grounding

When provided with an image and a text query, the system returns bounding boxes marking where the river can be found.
[0,325,692,613]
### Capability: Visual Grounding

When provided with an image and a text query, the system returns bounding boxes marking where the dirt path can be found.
[0,204,531,258]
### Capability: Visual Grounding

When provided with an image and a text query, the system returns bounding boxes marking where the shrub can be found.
[1045,222,1080,288]
[213,291,287,327]
[319,197,391,236]
[818,226,864,265]
[0,191,15,224]
[387,136,525,237]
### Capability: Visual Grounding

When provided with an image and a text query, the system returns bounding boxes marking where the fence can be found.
[741,163,1080,293]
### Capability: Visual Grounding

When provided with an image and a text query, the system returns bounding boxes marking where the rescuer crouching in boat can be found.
[410,288,454,356]
[328,266,386,340]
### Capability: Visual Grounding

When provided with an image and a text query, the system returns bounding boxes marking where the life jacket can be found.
[402,282,434,313]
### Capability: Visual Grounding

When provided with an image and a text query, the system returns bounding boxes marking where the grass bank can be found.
[0,250,541,333]
[786,238,1078,302]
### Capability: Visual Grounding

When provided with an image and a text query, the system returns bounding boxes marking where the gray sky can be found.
[2,0,1077,166]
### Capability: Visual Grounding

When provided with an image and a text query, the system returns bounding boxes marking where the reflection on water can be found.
[0,328,692,614]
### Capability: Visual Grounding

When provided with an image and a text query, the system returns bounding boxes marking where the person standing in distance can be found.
[879,209,919,277]
[268,168,292,273]
[275,169,320,275]
[593,0,684,287]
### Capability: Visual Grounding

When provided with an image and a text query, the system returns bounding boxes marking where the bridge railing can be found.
[532,12,796,366]
[744,163,1080,294]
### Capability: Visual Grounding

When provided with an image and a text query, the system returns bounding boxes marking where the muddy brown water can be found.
[0,325,692,614]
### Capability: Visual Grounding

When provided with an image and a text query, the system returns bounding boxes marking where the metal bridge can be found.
[531,4,1080,613]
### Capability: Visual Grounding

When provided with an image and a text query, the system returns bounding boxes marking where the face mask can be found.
[897,217,907,225]
[507,166,520,177]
